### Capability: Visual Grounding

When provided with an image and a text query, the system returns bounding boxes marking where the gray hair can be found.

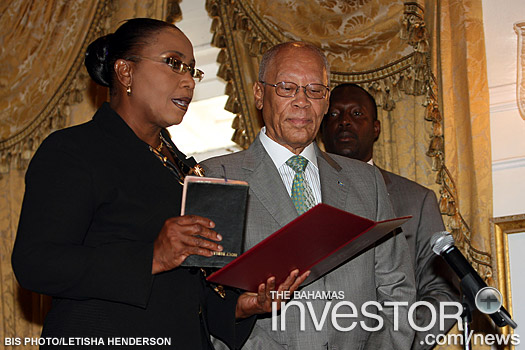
[258,42,330,85]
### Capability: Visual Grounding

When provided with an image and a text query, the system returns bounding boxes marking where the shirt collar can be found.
[259,126,318,170]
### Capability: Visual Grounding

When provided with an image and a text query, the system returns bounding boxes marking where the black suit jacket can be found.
[12,103,252,349]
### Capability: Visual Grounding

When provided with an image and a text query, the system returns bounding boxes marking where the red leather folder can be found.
[206,203,411,292]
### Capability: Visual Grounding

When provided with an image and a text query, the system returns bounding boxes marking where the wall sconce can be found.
[514,21,525,120]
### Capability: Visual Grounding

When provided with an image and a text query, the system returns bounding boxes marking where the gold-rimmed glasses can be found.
[260,81,329,99]
[127,55,204,82]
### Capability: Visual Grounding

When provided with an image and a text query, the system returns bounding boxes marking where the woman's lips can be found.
[172,97,191,111]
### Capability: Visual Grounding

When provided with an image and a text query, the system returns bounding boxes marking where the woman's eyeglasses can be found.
[127,56,204,82]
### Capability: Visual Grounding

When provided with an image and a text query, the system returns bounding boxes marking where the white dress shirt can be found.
[259,127,322,205]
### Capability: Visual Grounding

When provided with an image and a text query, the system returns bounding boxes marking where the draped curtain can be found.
[426,2,497,342]
[426,0,493,282]
[0,0,181,347]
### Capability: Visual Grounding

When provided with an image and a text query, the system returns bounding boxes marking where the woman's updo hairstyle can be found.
[85,18,177,89]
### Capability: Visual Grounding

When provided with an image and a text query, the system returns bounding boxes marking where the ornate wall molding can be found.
[514,21,525,120]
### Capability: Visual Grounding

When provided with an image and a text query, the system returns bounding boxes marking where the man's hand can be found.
[152,215,222,274]
[235,269,310,319]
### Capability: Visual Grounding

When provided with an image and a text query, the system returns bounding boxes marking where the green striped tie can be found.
[286,155,315,215]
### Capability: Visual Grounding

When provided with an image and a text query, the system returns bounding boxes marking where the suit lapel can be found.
[243,138,299,227]
[375,166,390,186]
[316,147,349,210]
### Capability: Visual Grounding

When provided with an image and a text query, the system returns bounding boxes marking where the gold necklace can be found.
[152,132,163,152]
[149,133,205,185]
[155,139,163,152]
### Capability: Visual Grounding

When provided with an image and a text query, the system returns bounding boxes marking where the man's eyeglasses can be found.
[260,81,329,99]
[127,56,204,82]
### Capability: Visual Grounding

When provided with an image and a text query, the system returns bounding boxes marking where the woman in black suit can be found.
[12,18,306,349]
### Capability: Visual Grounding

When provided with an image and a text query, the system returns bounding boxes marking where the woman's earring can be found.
[126,85,132,96]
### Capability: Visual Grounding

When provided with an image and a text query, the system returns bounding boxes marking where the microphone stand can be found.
[460,294,473,350]
[459,274,485,350]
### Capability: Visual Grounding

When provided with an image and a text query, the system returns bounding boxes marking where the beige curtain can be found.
[0,0,106,344]
[426,2,497,345]
[426,0,493,282]
[0,0,181,347]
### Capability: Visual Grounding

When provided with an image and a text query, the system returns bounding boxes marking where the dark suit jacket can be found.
[379,168,459,350]
[12,103,252,349]
[202,137,416,350]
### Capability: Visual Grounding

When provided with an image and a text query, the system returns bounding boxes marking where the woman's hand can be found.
[235,269,310,319]
[152,215,222,274]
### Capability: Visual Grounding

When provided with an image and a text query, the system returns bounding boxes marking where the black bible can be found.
[180,176,249,268]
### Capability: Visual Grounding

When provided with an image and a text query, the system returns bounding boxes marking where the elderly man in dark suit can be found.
[321,83,459,349]
[202,42,416,349]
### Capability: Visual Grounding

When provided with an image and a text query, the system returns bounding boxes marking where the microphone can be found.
[431,231,517,329]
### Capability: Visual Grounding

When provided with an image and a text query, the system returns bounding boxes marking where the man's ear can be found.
[253,82,264,110]
[322,90,330,116]
[374,119,381,141]
[114,59,132,90]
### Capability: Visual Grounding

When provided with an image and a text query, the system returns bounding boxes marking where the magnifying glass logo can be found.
[475,286,503,314]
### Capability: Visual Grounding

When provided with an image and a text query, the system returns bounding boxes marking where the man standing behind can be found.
[202,42,415,349]
[321,83,459,349]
